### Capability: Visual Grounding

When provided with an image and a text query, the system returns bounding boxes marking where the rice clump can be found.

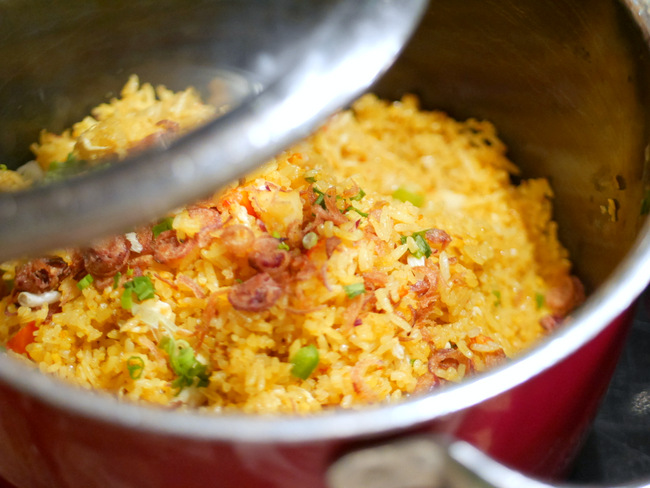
[0,76,584,414]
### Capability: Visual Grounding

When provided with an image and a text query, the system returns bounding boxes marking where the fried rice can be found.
[0,76,584,413]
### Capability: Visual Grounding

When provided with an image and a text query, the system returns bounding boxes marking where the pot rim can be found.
[0,0,649,445]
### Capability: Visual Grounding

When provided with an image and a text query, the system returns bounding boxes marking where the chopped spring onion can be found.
[113,272,122,289]
[290,344,319,380]
[160,336,209,390]
[0,164,7,171]
[126,276,156,301]
[392,187,425,207]
[121,276,156,309]
[535,293,544,310]
[121,288,134,310]
[76,274,94,291]
[344,282,366,299]
[153,217,174,238]
[492,290,502,307]
[349,188,366,201]
[302,231,319,250]
[126,356,145,380]
[272,232,290,250]
[44,153,86,182]
[400,231,432,259]
[304,169,318,183]
[344,205,368,218]
[312,187,326,209]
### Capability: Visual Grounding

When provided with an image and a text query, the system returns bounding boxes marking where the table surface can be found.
[1,290,649,488]
[568,287,650,484]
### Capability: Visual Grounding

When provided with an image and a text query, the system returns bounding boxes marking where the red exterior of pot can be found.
[0,307,634,488]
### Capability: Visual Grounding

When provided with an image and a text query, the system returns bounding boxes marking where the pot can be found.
[1,1,650,487]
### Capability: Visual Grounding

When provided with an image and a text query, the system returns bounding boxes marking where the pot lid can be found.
[0,0,427,261]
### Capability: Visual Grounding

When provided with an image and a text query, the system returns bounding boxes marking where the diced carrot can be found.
[6,321,38,356]
[220,188,256,217]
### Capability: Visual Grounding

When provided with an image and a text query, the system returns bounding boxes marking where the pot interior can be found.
[374,0,650,291]
[0,0,648,434]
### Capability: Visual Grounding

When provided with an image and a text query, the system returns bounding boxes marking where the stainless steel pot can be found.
[1,1,650,487]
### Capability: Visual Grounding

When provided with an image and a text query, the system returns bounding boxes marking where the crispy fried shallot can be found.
[228,272,282,312]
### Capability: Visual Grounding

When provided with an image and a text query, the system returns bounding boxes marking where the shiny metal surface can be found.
[0,0,647,439]
[1,1,650,487]
[0,0,426,260]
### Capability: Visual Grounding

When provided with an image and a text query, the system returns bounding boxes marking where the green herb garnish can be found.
[302,231,319,250]
[313,187,326,209]
[290,344,319,380]
[121,276,156,309]
[126,276,156,301]
[344,282,366,299]
[152,217,174,238]
[392,187,425,207]
[272,232,290,250]
[305,175,317,183]
[121,287,134,310]
[492,290,502,307]
[535,293,544,310]
[349,188,366,201]
[344,206,368,217]
[0,164,7,171]
[126,356,145,380]
[113,272,122,289]
[44,153,88,183]
[76,274,94,291]
[400,231,432,259]
[160,336,209,390]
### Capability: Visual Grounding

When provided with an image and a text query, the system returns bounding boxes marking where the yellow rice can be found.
[0,76,579,414]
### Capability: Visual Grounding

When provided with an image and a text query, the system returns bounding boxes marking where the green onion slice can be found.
[113,272,122,289]
[344,282,366,299]
[312,187,327,209]
[76,274,94,291]
[129,276,156,301]
[492,290,502,307]
[302,231,319,250]
[152,217,174,238]
[121,288,134,310]
[290,344,320,380]
[344,206,368,218]
[392,187,425,207]
[349,188,366,201]
[159,336,209,390]
[535,293,544,310]
[126,356,145,380]
[400,231,432,259]
[278,241,290,251]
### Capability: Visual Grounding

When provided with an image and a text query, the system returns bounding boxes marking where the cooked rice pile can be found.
[0,77,583,414]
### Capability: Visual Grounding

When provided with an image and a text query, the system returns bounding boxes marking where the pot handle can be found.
[326,435,650,488]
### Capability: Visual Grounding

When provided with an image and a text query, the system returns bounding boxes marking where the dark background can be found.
[569,287,650,483]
